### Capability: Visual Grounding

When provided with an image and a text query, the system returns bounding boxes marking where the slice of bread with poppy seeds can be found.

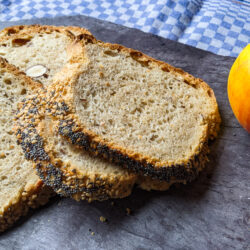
[46,34,220,184]
[0,57,53,233]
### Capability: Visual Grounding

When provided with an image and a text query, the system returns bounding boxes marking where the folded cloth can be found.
[0,0,249,57]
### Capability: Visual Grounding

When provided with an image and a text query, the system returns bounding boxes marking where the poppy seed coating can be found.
[57,118,208,182]
[15,90,137,202]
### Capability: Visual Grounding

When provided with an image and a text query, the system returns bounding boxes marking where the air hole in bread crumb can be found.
[16,167,21,171]
[150,135,158,141]
[104,50,117,57]
[207,90,213,97]
[7,28,17,35]
[0,176,7,181]
[4,78,11,85]
[162,66,170,72]
[12,38,32,47]
[21,89,27,95]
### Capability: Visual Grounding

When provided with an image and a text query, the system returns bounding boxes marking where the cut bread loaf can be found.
[2,25,184,195]
[0,25,91,86]
[0,24,137,202]
[15,90,137,202]
[47,34,220,183]
[0,57,53,233]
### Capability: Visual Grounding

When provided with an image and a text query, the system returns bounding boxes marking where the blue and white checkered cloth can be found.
[0,0,249,57]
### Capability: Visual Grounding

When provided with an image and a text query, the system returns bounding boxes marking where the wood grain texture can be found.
[0,15,249,250]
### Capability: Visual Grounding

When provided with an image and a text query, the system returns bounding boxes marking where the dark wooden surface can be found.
[0,15,249,250]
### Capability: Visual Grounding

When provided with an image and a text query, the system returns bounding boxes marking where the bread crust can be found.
[47,33,220,182]
[15,90,137,202]
[0,180,53,233]
[0,24,92,42]
[0,57,54,233]
[0,57,42,89]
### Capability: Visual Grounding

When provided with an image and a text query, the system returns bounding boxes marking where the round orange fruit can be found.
[228,44,250,133]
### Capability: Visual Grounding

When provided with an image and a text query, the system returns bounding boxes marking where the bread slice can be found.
[46,34,220,183]
[15,88,137,202]
[0,57,53,233]
[0,25,91,86]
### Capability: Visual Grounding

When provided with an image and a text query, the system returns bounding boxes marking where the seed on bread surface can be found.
[25,65,47,78]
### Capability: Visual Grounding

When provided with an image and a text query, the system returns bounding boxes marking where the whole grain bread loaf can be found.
[47,34,220,183]
[0,57,53,233]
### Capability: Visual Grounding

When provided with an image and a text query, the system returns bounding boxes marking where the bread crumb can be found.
[126,208,131,215]
[91,232,95,236]
[100,216,107,222]
[111,201,115,206]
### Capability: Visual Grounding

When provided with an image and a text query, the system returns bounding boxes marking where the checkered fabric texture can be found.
[0,0,249,57]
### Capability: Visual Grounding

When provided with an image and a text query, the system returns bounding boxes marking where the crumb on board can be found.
[126,208,132,215]
[91,232,95,236]
[100,216,107,223]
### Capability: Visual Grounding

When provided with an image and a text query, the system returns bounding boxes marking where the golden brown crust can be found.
[14,89,137,202]
[47,34,220,182]
[136,142,209,191]
[0,181,53,233]
[0,57,53,233]
[137,176,182,191]
[0,24,92,43]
